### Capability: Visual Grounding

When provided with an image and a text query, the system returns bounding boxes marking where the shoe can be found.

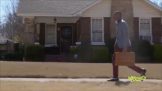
[108,78,119,81]
[141,68,147,76]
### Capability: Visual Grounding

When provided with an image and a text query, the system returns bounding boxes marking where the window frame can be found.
[139,17,152,43]
[91,17,105,45]
[45,23,57,47]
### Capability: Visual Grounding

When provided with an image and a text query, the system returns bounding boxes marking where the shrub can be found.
[77,45,92,62]
[153,44,162,62]
[132,40,153,60]
[91,46,110,62]
[107,38,116,61]
[0,43,25,61]
[78,45,110,63]
[24,45,45,61]
[70,46,78,55]
[2,52,23,61]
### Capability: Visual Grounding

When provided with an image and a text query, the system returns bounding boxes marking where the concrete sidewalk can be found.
[1,78,162,83]
[0,61,162,79]
[0,78,162,91]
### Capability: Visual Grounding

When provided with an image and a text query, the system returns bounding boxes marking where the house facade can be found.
[17,0,162,54]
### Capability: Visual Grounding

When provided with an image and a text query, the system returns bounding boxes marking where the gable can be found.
[82,0,111,17]
[133,0,162,17]
[17,0,98,17]
[17,0,161,18]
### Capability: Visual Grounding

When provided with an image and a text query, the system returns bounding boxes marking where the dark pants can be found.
[112,46,144,78]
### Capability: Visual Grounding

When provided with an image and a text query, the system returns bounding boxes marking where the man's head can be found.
[113,11,122,21]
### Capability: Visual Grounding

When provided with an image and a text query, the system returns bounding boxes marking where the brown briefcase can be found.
[115,52,135,66]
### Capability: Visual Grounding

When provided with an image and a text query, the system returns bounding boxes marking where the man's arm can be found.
[122,22,129,52]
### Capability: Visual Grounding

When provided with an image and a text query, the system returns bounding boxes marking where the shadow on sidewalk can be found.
[115,80,131,86]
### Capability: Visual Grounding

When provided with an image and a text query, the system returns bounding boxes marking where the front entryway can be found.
[60,26,73,53]
[39,23,60,55]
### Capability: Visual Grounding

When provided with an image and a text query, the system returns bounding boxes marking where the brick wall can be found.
[78,17,91,45]
[152,17,162,44]
[104,17,111,45]
[134,17,139,39]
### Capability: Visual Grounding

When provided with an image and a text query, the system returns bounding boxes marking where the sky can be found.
[0,0,18,24]
[0,0,162,25]
[150,0,162,5]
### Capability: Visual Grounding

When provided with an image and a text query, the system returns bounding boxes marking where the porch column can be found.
[39,23,45,46]
[23,17,35,44]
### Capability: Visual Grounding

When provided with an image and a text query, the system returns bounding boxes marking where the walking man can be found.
[110,11,146,81]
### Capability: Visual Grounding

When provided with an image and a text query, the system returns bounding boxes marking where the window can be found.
[45,24,57,47]
[139,18,152,43]
[91,18,105,45]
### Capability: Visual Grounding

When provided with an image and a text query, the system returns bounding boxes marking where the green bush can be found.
[78,45,110,63]
[24,45,45,61]
[153,44,162,62]
[77,45,92,62]
[132,40,153,60]
[91,46,110,62]
[0,44,24,61]
[107,38,115,61]
[2,52,23,61]
[69,46,78,55]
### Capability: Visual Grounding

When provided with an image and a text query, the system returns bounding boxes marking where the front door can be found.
[60,26,73,53]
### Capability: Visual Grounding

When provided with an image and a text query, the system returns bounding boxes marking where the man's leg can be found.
[108,54,119,81]
[128,65,146,75]
[125,47,146,75]
[112,54,119,78]
[108,45,121,81]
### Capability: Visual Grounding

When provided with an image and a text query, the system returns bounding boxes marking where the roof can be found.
[17,0,162,17]
[17,0,99,17]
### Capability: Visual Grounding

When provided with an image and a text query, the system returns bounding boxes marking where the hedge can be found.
[153,44,162,62]
[0,43,24,61]
[77,45,110,63]
[2,52,23,61]
[24,45,45,61]
[132,40,153,60]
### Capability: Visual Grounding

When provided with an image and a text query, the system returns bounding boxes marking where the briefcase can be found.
[115,52,135,66]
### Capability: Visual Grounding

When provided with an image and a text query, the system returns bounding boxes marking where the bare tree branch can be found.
[1,0,25,43]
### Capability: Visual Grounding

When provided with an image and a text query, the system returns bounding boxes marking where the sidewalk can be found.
[0,61,162,79]
[0,78,162,91]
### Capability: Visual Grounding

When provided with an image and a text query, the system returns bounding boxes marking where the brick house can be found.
[17,0,162,55]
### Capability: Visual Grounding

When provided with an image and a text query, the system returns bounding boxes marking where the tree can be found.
[1,0,25,43]
[160,2,162,7]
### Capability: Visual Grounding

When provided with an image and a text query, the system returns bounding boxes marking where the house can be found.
[17,0,162,55]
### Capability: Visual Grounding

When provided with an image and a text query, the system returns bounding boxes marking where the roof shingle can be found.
[18,0,98,17]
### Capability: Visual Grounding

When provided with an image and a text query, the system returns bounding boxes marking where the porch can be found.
[24,17,79,55]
